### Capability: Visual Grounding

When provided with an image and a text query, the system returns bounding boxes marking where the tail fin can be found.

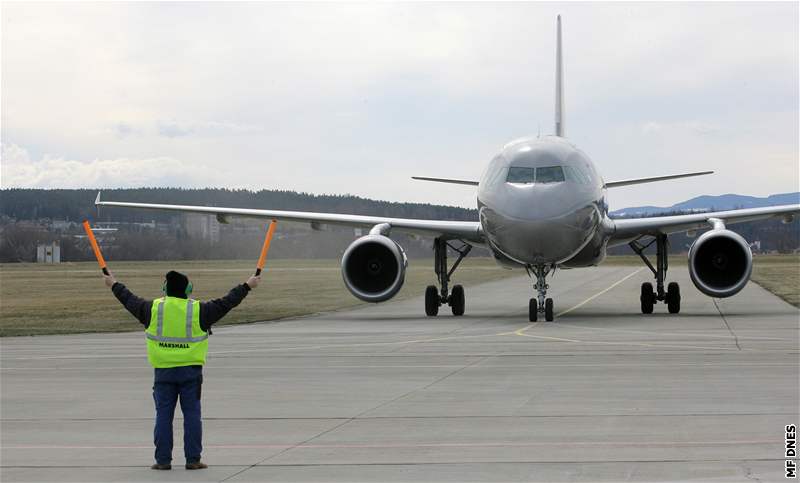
[554,15,565,137]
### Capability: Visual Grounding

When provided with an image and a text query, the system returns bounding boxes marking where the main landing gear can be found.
[629,234,681,314]
[527,264,555,322]
[425,237,471,317]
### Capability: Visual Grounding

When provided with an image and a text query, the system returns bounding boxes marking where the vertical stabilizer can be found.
[554,15,565,137]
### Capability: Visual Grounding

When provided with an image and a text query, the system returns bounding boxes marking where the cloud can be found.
[156,119,263,138]
[1,3,796,208]
[641,120,721,136]
[1,144,217,188]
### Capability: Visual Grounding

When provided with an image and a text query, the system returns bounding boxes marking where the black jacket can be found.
[111,282,250,333]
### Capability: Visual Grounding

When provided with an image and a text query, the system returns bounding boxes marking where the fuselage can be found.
[477,135,609,268]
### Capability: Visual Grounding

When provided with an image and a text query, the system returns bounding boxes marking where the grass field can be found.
[0,258,518,337]
[602,254,799,308]
[749,254,800,307]
[2,254,797,337]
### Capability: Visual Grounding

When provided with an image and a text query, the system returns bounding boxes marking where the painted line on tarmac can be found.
[496,268,755,351]
[1,332,507,361]
[513,331,751,351]
[555,267,645,317]
[2,439,775,450]
[497,268,644,336]
[552,322,788,341]
[2,361,797,371]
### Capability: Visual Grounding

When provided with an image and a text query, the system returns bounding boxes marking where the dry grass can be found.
[749,254,800,307]
[3,254,796,336]
[0,258,518,337]
[605,254,799,307]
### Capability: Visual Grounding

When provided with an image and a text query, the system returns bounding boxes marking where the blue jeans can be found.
[152,365,203,465]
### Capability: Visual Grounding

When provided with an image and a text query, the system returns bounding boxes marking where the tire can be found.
[666,282,681,314]
[450,285,465,316]
[545,298,554,321]
[425,285,439,316]
[640,282,654,314]
[529,298,538,322]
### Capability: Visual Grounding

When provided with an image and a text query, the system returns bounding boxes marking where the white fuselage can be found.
[477,135,609,268]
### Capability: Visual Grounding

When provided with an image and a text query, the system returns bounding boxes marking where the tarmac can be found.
[1,266,798,482]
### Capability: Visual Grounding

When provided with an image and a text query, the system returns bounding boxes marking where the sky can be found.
[1,2,798,210]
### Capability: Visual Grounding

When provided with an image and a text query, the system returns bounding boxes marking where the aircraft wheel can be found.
[545,298,554,321]
[425,285,439,316]
[640,282,654,314]
[450,285,465,316]
[666,282,681,314]
[529,298,538,322]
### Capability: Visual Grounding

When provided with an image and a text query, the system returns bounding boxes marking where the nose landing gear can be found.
[527,264,555,321]
[424,237,471,316]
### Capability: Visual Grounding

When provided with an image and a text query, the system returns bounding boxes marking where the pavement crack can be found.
[742,464,763,483]
[713,299,742,351]
[219,355,492,482]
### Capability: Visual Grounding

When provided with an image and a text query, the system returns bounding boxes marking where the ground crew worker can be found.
[103,270,260,470]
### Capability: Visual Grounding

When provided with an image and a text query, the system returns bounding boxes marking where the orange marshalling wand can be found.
[82,220,109,275]
[255,220,278,276]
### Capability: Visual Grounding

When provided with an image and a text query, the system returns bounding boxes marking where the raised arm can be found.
[105,272,153,327]
[199,275,260,332]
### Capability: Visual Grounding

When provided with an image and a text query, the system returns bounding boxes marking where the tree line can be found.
[0,188,797,262]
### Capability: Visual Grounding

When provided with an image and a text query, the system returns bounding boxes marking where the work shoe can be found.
[185,461,208,470]
[151,463,172,470]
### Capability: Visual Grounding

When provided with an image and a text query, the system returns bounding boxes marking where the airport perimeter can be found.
[2,266,798,482]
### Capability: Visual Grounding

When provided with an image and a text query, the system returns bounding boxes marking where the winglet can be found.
[95,191,102,205]
[554,15,565,137]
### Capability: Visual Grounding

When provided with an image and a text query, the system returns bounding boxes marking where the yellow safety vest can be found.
[145,297,208,368]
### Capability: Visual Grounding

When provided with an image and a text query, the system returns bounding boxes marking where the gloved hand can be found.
[246,275,261,290]
[103,271,117,288]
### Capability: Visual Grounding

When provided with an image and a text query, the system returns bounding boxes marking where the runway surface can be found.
[2,266,798,482]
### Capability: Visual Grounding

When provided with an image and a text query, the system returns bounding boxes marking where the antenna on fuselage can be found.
[554,15,565,137]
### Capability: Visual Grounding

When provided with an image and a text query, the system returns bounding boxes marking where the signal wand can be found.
[82,220,109,275]
[255,220,278,276]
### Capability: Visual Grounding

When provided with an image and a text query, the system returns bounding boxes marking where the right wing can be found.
[411,176,479,186]
[95,193,484,244]
[609,204,800,246]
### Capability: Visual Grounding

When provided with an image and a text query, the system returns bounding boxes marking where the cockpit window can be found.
[564,165,591,185]
[506,167,535,184]
[536,166,565,184]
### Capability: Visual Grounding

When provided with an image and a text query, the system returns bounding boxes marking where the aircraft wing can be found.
[94,193,484,244]
[609,204,800,246]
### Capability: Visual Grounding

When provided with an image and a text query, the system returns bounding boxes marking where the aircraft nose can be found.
[480,188,600,264]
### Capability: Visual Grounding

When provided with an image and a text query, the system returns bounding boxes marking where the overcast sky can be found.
[2,2,798,210]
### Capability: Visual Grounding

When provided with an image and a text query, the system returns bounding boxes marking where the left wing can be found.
[609,204,800,246]
[94,192,484,244]
[604,171,713,188]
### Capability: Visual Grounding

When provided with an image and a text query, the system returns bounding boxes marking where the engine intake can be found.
[341,235,407,302]
[688,229,752,298]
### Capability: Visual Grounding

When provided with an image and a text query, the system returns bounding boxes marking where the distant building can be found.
[37,242,61,263]
[185,214,221,244]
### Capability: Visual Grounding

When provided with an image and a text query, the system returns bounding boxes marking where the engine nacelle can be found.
[688,229,752,298]
[341,235,407,302]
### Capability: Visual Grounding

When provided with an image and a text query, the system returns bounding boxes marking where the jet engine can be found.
[341,234,407,302]
[688,228,752,298]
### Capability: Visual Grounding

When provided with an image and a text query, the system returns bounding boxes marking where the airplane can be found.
[96,16,799,322]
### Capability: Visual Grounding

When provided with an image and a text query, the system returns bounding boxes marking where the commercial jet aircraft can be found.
[97,17,799,321]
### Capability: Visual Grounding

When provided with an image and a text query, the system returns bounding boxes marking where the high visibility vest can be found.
[145,296,208,368]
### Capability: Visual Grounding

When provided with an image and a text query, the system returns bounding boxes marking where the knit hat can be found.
[165,271,190,298]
